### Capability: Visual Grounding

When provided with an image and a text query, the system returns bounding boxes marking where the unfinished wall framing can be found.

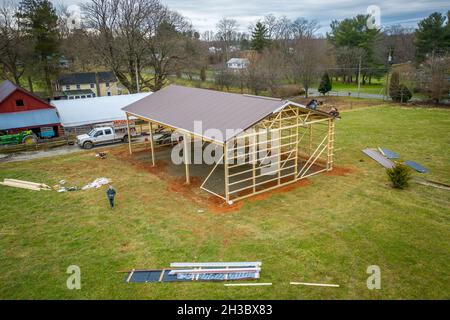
[125,103,335,204]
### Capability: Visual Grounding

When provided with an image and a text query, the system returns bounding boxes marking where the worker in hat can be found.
[106,185,116,209]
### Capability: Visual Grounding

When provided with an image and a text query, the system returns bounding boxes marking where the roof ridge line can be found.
[242,94,283,101]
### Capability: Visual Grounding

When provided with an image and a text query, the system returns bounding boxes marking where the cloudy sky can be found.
[52,0,449,34]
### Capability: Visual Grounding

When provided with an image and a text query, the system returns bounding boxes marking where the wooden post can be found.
[126,113,132,155]
[252,136,256,193]
[224,141,230,203]
[278,128,281,185]
[183,133,190,184]
[294,108,299,180]
[327,119,334,171]
[309,124,313,154]
[149,121,155,166]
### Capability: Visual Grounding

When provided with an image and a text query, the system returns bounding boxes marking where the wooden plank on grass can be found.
[0,181,41,191]
[170,262,262,268]
[290,282,340,287]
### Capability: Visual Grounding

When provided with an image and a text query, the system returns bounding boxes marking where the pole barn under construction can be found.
[122,85,336,204]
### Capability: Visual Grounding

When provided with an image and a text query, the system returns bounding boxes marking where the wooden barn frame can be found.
[124,100,335,204]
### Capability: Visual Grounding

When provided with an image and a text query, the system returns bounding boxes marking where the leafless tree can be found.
[379,25,415,64]
[216,17,238,62]
[82,0,192,92]
[0,1,29,84]
[291,17,319,40]
[290,38,327,97]
[417,53,450,103]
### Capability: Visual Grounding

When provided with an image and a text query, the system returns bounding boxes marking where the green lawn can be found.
[0,105,449,299]
[331,81,385,95]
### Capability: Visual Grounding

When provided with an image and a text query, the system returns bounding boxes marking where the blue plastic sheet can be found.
[379,148,399,159]
[405,160,428,173]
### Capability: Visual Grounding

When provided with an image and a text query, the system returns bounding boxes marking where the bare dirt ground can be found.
[111,145,355,214]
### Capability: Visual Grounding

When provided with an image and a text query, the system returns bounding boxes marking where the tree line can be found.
[0,0,449,102]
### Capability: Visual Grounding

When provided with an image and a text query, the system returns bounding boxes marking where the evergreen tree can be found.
[318,72,332,95]
[389,71,412,102]
[250,21,269,52]
[415,11,450,62]
[17,0,60,97]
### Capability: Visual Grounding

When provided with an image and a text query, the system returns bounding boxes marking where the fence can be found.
[0,135,76,154]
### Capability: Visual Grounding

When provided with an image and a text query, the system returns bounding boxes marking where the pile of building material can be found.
[362,148,395,169]
[82,177,111,190]
[122,261,262,283]
[0,178,51,191]
[363,147,430,173]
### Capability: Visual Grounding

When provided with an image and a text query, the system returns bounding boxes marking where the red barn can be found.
[0,80,62,138]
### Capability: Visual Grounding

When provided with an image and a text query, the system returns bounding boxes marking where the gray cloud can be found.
[49,0,450,33]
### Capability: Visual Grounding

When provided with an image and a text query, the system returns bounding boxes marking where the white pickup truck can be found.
[76,126,137,149]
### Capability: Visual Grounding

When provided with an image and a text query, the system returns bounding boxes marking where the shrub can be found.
[318,72,332,95]
[389,71,412,102]
[386,164,411,189]
[271,85,305,98]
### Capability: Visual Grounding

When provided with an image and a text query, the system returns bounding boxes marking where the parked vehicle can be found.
[0,130,37,146]
[153,131,182,145]
[76,125,137,149]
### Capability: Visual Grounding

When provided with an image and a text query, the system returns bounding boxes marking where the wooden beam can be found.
[327,119,335,171]
[183,134,190,184]
[126,112,132,155]
[149,121,155,166]
[224,142,230,203]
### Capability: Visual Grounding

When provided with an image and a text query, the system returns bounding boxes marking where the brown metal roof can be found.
[122,85,327,144]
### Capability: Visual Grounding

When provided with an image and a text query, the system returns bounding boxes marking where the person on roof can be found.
[306,99,318,110]
[329,107,340,118]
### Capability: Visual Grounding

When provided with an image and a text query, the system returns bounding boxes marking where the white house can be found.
[227,58,249,70]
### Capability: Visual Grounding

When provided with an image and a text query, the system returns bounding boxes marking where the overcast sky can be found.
[51,0,450,34]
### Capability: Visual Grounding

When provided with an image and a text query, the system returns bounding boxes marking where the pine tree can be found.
[415,11,450,62]
[250,22,269,53]
[17,0,60,98]
[389,71,412,102]
[318,72,332,95]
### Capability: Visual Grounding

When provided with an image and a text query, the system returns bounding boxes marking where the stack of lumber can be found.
[0,178,51,191]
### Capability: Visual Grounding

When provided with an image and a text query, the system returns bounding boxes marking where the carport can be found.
[122,85,335,203]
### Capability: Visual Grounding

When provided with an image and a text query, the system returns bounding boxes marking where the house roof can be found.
[0,109,60,130]
[51,92,151,127]
[0,80,54,107]
[122,85,322,144]
[0,80,17,104]
[63,89,96,96]
[227,58,249,64]
[58,72,117,85]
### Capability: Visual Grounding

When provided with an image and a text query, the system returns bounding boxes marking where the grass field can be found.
[0,105,449,299]
[331,81,385,95]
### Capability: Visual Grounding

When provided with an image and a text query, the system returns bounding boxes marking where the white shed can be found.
[51,92,151,128]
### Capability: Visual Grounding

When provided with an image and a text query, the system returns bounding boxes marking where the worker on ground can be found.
[106,185,116,209]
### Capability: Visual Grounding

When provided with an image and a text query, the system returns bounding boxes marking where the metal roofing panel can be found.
[51,92,151,127]
[0,80,18,104]
[0,109,60,130]
[122,85,289,143]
